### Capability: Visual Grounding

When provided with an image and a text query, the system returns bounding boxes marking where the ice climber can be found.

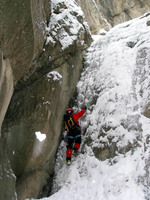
[63,106,87,164]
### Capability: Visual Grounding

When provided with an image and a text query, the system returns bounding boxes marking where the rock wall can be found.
[0,51,13,135]
[0,0,91,199]
[0,52,14,200]
[76,0,150,33]
[0,139,16,200]
[3,52,85,200]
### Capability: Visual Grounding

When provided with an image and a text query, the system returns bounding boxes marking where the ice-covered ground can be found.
[29,13,150,200]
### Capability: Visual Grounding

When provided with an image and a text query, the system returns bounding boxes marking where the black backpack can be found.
[63,113,79,133]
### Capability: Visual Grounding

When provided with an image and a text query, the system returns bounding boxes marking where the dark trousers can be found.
[67,136,81,149]
[66,128,81,160]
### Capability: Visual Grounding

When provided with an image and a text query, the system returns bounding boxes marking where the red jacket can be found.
[72,109,85,125]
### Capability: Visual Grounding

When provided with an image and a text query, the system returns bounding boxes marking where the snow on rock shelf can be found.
[30,13,150,200]
[46,0,90,50]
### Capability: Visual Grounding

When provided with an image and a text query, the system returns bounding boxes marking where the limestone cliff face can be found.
[0,0,91,199]
[76,0,150,33]
[0,0,50,135]
[0,51,13,135]
[76,0,112,33]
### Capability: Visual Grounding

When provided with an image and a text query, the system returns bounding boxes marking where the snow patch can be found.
[35,131,46,142]
[47,71,62,83]
[45,0,90,50]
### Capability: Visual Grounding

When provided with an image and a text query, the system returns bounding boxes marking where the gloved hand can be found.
[83,105,87,110]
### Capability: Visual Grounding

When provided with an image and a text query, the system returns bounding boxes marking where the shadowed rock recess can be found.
[0,0,149,199]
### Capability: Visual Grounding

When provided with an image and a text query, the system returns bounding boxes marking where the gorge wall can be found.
[0,0,149,199]
[76,0,150,33]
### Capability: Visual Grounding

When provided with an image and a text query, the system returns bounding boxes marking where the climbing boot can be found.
[72,147,78,154]
[67,160,71,165]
